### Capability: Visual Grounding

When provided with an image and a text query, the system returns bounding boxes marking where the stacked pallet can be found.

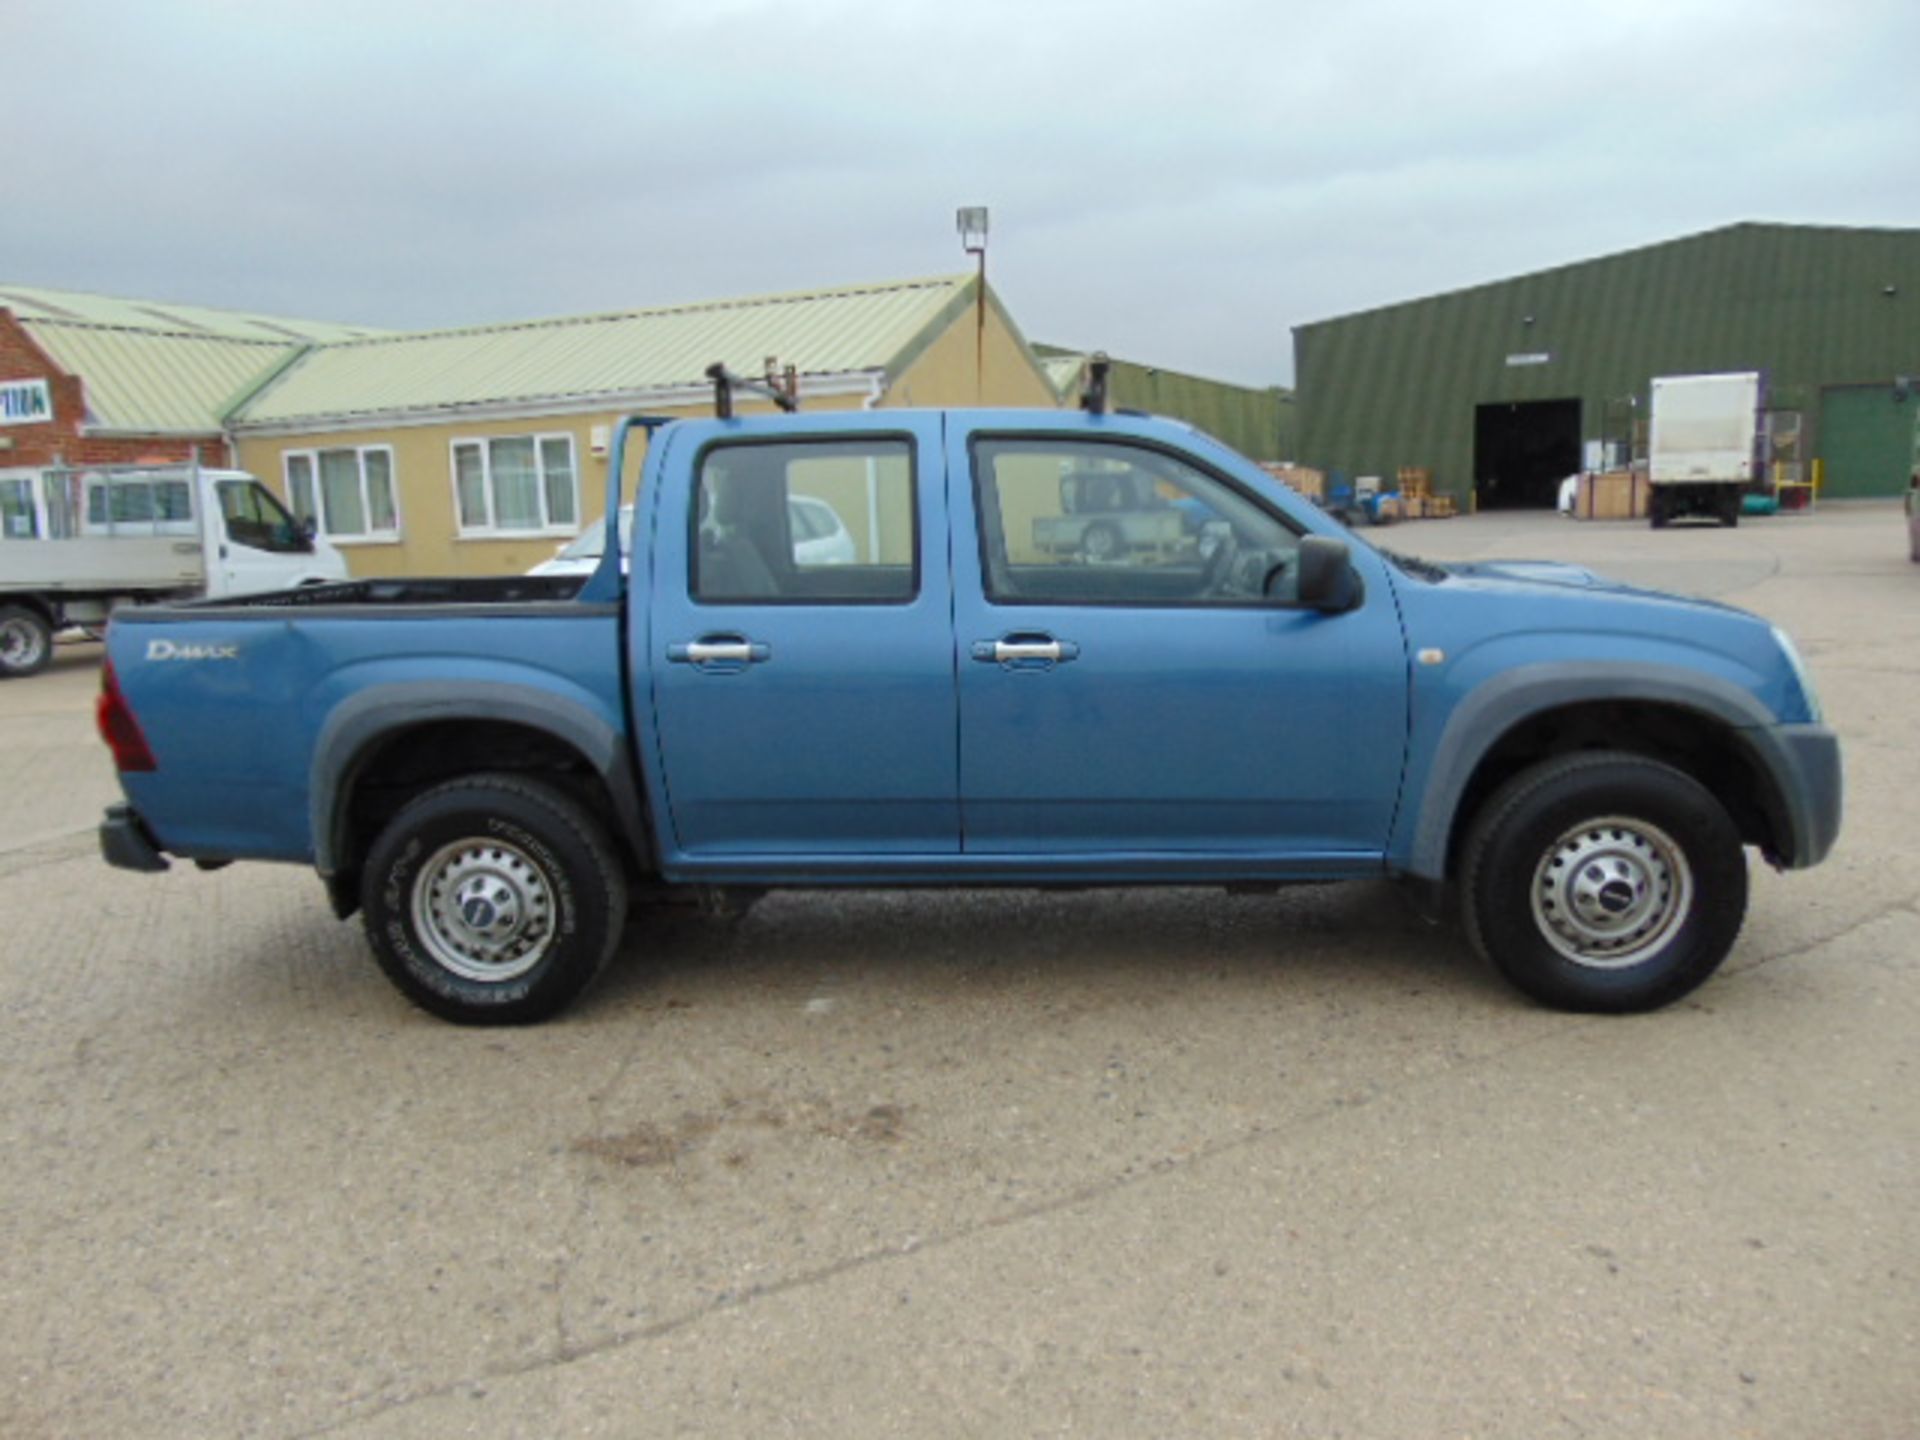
[1389,468,1454,519]
[1388,468,1457,519]
[1259,463,1326,502]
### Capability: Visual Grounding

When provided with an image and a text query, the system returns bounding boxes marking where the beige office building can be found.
[225,275,1059,577]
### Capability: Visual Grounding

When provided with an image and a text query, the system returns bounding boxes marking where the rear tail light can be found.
[97,659,157,772]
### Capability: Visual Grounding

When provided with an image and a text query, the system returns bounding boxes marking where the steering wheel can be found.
[1200,527,1240,596]
[1252,548,1292,599]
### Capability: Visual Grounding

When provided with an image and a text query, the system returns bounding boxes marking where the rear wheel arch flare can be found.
[311,685,651,882]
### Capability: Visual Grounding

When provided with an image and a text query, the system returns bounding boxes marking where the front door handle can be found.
[668,636,772,665]
[971,635,1081,666]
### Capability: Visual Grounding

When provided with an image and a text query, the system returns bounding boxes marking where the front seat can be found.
[697,471,780,599]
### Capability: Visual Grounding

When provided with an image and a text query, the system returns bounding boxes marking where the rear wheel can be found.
[0,605,53,678]
[361,774,627,1024]
[1080,521,1122,563]
[1648,492,1669,529]
[1460,752,1747,1012]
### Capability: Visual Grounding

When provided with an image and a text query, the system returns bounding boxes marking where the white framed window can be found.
[450,433,578,537]
[285,446,400,542]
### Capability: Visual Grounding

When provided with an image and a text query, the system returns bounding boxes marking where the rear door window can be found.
[692,439,916,604]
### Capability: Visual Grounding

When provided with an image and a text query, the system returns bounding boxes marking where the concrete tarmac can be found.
[1,502,1914,1438]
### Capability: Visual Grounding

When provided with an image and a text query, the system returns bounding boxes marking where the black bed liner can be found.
[200,575,590,609]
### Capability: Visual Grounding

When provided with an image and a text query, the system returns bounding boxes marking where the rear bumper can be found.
[99,803,169,873]
[1761,724,1842,869]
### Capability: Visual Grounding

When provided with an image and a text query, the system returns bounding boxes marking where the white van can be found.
[0,462,347,676]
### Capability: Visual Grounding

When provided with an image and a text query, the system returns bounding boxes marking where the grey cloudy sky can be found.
[7,0,1918,386]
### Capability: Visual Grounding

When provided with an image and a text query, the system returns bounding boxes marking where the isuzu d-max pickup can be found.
[97,408,1840,1024]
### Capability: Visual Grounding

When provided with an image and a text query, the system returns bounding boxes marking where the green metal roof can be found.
[0,283,384,343]
[23,325,300,435]
[0,283,387,434]
[1040,353,1087,397]
[1034,345,1294,460]
[231,275,984,427]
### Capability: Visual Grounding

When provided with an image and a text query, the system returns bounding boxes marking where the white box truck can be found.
[0,462,347,677]
[1648,371,1761,528]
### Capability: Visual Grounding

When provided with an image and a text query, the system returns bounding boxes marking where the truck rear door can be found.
[645,415,960,857]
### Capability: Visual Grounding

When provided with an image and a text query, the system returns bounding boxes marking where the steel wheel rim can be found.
[1,617,45,668]
[1083,526,1118,561]
[410,837,557,983]
[1530,815,1693,969]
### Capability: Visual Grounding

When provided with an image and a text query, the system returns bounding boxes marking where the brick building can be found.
[0,287,381,540]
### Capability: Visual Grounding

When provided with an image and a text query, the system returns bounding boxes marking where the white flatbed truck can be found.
[0,462,346,676]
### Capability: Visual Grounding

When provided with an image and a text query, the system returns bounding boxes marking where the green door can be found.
[1819,386,1913,498]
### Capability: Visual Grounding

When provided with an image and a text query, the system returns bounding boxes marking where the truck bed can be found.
[104,580,623,866]
[1,535,203,592]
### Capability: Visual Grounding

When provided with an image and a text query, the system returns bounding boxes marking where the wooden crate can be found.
[1396,467,1432,497]
[1575,471,1647,520]
[1260,464,1325,502]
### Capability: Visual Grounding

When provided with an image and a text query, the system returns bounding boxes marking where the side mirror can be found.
[1295,535,1361,613]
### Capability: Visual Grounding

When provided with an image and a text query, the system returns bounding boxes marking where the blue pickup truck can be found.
[97,408,1840,1024]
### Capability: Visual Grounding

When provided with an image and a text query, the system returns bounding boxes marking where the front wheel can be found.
[361,774,628,1024]
[1460,752,1747,1012]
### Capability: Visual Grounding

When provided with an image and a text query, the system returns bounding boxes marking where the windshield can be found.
[218,479,312,554]
[553,508,634,562]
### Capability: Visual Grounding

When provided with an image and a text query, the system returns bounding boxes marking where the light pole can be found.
[957,206,989,402]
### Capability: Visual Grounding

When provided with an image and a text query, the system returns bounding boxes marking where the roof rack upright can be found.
[1080,352,1111,415]
[706,359,800,419]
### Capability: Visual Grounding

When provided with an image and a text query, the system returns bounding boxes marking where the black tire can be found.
[1648,492,1668,529]
[1722,492,1741,527]
[0,605,54,678]
[1080,521,1123,563]
[1460,752,1747,1013]
[361,773,628,1025]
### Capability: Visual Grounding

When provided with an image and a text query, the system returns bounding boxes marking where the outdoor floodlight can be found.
[957,207,990,255]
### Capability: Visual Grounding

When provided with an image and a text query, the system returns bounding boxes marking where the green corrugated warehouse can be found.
[1294,222,1920,508]
[1034,345,1294,461]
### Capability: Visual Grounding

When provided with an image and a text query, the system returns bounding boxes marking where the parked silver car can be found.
[529,496,856,576]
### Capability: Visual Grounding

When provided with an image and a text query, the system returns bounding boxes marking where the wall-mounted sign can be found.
[1505,352,1552,367]
[0,378,53,426]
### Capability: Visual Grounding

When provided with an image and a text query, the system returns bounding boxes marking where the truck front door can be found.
[950,425,1408,865]
[647,417,960,858]
[207,477,328,598]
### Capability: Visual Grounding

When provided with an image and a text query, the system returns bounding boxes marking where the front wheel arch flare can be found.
[1403,668,1792,881]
